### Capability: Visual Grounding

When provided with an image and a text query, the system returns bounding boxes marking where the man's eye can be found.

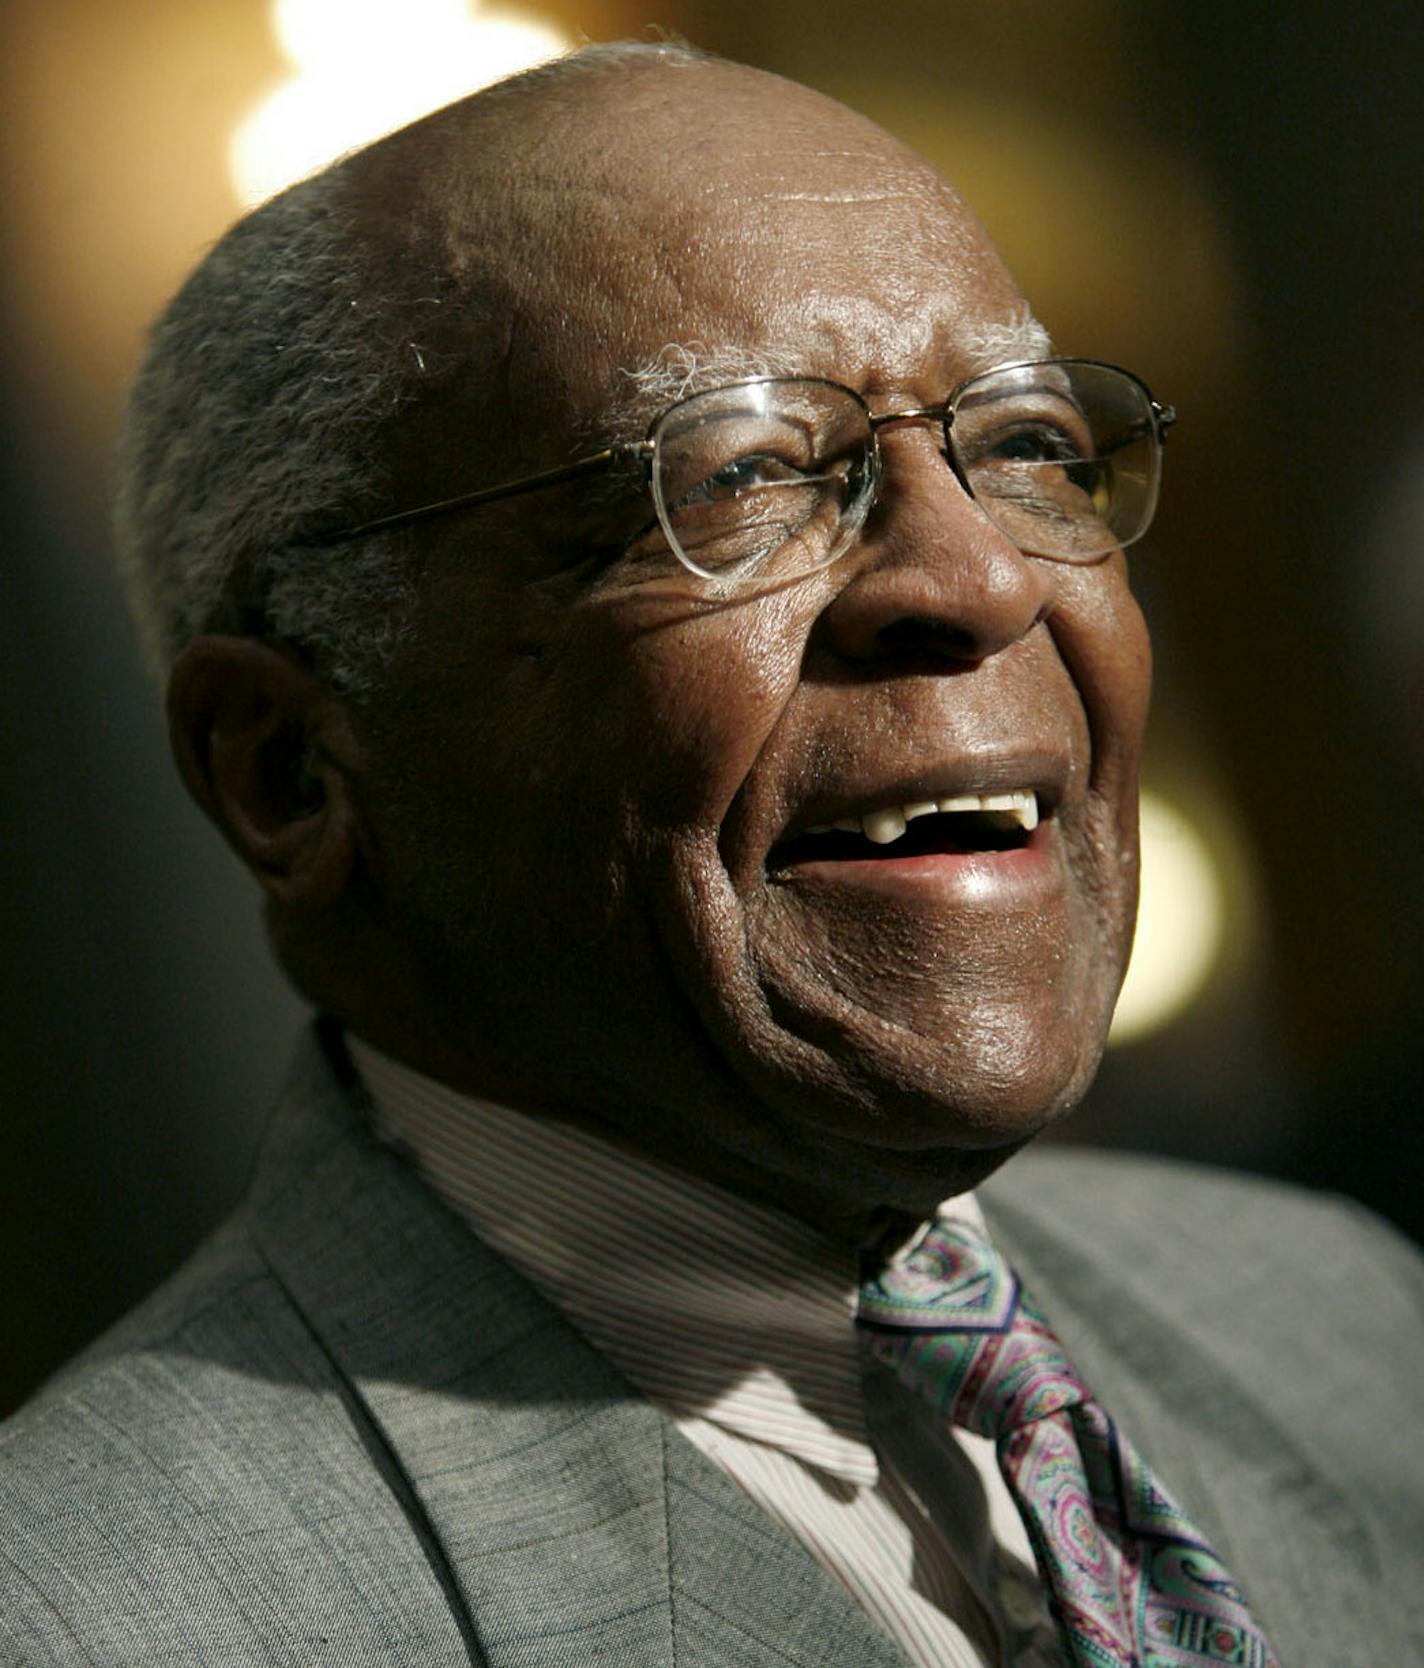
[685,452,809,504]
[981,423,1089,466]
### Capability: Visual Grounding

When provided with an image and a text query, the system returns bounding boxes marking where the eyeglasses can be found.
[307,358,1175,588]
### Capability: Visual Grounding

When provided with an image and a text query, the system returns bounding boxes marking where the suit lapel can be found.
[248,1032,910,1668]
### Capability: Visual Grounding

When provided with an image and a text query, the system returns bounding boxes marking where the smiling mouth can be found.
[769,790,1041,868]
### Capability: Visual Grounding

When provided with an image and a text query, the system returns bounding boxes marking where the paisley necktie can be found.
[858,1218,1280,1668]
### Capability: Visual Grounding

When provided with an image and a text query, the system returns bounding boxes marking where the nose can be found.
[815,434,1056,667]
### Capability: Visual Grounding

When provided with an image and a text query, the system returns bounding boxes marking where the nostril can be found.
[876,616,983,661]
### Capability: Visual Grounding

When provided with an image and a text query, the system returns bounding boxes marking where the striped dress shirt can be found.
[350,1039,1063,1667]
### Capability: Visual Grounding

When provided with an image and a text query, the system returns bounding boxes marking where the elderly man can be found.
[2,41,1419,1668]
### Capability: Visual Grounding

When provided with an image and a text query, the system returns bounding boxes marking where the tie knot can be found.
[857,1218,1087,1439]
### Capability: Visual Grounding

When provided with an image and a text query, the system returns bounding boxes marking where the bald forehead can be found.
[356,55,946,215]
[340,53,1026,446]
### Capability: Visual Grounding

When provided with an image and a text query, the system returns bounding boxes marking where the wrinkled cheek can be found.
[604,597,812,830]
[1045,563,1152,775]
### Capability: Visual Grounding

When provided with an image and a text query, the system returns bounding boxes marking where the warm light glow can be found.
[1109,789,1227,1045]
[229,0,569,207]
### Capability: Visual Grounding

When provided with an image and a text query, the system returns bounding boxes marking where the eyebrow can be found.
[596,312,1055,446]
[958,311,1054,376]
[592,340,802,447]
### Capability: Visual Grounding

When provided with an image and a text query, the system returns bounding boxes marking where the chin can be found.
[740,975,1112,1146]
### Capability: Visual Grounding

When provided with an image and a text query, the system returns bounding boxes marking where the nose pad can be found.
[816,443,1057,666]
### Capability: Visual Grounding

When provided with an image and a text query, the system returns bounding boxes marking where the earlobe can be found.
[166,637,362,911]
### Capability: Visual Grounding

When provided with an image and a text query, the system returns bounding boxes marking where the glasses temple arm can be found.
[300,440,653,547]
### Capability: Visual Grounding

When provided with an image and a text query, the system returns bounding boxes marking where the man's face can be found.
[351,66,1152,1227]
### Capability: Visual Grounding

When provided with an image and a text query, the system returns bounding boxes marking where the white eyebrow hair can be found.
[958,309,1054,375]
[596,340,802,442]
[600,309,1054,442]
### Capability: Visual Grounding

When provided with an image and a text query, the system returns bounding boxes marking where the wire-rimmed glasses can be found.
[308,358,1175,589]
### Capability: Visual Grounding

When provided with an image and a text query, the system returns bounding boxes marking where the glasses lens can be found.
[949,361,1162,561]
[649,380,876,584]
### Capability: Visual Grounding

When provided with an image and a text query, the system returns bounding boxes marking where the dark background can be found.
[4,0,1421,1416]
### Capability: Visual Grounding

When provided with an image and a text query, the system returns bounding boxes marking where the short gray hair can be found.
[113,168,429,693]
[113,38,707,695]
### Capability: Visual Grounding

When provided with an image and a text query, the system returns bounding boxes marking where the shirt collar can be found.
[349,1036,983,1487]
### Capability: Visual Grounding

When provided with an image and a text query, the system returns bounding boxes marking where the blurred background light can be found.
[230,0,569,206]
[1109,788,1228,1046]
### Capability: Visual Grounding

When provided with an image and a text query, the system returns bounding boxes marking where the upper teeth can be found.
[808,790,1040,846]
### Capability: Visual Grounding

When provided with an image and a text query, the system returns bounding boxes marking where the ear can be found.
[166,636,364,911]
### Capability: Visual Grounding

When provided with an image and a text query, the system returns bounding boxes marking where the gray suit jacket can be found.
[3,1028,1421,1666]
